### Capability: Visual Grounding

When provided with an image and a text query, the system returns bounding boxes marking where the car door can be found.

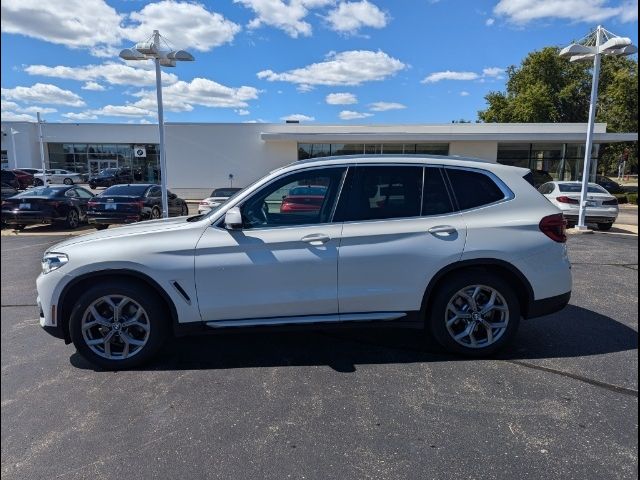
[194,166,346,322]
[335,165,467,316]
[74,187,94,218]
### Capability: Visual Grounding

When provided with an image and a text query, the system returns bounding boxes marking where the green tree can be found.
[478,47,638,174]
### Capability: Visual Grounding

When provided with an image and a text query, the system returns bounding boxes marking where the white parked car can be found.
[34,169,85,186]
[538,181,619,230]
[37,156,572,369]
[198,187,242,214]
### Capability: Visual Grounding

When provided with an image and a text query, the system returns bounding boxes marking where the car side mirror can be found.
[224,207,243,230]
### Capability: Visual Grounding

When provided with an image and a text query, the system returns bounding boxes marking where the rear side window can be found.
[335,166,423,221]
[423,168,454,216]
[445,168,506,210]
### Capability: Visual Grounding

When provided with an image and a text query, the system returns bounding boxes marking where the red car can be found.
[280,185,327,213]
[11,169,34,189]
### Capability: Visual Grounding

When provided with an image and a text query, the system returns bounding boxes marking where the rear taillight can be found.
[556,196,579,204]
[602,198,618,206]
[88,201,97,207]
[539,213,567,243]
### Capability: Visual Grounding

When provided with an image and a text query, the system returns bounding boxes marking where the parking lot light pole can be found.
[119,30,194,218]
[560,26,637,231]
[37,112,48,186]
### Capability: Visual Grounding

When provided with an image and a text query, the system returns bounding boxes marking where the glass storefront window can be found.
[382,144,403,154]
[331,144,364,156]
[415,143,449,155]
[364,144,382,154]
[297,143,451,160]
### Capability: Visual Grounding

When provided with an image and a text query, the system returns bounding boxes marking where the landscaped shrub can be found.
[628,193,638,205]
[614,194,629,204]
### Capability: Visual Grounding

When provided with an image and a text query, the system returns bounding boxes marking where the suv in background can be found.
[37,155,572,369]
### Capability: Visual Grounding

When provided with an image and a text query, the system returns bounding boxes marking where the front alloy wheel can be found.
[69,281,168,369]
[81,295,150,360]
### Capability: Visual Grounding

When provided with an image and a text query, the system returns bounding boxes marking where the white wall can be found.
[165,124,297,199]
[449,141,498,161]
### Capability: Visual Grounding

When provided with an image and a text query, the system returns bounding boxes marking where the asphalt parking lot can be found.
[1,232,638,479]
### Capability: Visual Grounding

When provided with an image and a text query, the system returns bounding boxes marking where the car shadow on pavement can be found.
[70,304,638,372]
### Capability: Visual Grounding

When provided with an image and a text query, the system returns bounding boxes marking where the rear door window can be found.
[335,166,423,221]
[422,168,454,216]
[445,168,506,210]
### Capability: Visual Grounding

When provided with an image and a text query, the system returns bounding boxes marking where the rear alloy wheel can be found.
[429,272,520,357]
[34,179,44,186]
[150,207,161,220]
[95,224,109,230]
[66,209,80,229]
[69,281,168,369]
[63,178,73,185]
[598,223,613,231]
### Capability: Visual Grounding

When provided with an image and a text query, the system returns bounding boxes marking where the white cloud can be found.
[62,111,99,121]
[494,0,637,24]
[82,81,106,91]
[339,110,373,120]
[124,1,240,52]
[482,67,505,77]
[258,50,406,88]
[485,17,495,26]
[1,0,123,51]
[0,111,37,122]
[93,105,155,118]
[236,109,251,115]
[326,92,358,104]
[20,106,57,114]
[234,0,333,38]
[422,67,505,83]
[2,0,240,57]
[368,101,406,111]
[422,71,479,83]
[460,91,470,96]
[281,113,315,121]
[138,118,153,124]
[1,101,20,111]
[1,83,85,107]
[325,1,388,34]
[132,77,260,112]
[25,62,179,87]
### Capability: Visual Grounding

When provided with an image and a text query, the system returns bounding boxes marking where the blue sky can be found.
[1,0,638,124]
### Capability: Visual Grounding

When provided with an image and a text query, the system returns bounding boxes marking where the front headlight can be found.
[41,252,69,275]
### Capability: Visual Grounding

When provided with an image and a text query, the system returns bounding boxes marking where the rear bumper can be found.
[87,213,143,224]
[1,211,60,225]
[563,214,617,224]
[525,291,571,319]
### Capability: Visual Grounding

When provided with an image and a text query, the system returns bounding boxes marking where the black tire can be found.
[566,222,576,229]
[34,179,44,186]
[597,223,613,231]
[65,208,80,229]
[428,271,521,357]
[69,280,169,370]
[63,178,73,185]
[181,203,189,216]
[150,206,161,220]
[94,224,109,230]
[14,224,26,231]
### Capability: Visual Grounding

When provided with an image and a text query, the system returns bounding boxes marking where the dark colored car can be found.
[595,175,625,194]
[86,184,189,229]
[89,168,135,188]
[280,185,327,213]
[530,170,554,187]
[1,185,95,230]
[1,182,18,200]
[1,170,20,189]
[10,169,35,189]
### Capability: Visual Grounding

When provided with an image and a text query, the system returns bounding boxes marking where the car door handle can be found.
[428,225,457,237]
[301,234,331,245]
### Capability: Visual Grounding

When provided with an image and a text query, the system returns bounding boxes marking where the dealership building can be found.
[1,121,637,198]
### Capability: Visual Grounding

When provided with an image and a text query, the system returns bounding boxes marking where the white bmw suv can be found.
[37,156,572,369]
